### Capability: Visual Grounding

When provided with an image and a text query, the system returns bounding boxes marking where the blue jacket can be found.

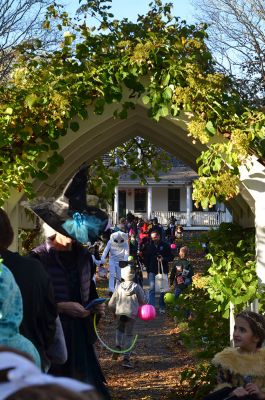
[2,249,57,369]
[0,263,41,367]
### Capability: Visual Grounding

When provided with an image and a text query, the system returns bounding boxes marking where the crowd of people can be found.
[99,213,191,313]
[1,165,265,399]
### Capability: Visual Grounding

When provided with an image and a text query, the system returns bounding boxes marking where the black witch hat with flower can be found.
[22,164,109,244]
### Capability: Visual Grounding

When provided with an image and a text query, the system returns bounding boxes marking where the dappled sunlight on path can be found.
[96,301,194,399]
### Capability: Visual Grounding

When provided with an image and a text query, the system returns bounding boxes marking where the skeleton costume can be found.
[101,231,129,293]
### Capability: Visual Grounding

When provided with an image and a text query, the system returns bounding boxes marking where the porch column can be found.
[114,186,119,225]
[186,185,192,227]
[147,186,152,220]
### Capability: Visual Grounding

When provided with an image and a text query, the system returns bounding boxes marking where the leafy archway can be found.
[0,0,264,210]
[2,3,265,387]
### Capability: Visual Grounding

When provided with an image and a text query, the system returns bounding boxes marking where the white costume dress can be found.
[101,231,129,293]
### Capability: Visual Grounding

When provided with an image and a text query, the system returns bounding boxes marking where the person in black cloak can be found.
[23,164,111,400]
[0,209,57,372]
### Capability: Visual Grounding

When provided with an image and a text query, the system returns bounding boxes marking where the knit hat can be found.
[121,266,135,281]
[22,164,109,244]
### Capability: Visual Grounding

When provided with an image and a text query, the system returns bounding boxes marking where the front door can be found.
[118,190,126,219]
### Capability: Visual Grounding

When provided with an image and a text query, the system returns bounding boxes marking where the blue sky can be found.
[106,0,195,23]
[63,0,196,24]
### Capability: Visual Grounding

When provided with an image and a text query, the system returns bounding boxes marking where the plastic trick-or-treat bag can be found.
[155,260,170,293]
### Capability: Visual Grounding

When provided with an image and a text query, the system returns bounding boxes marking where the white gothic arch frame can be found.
[5,102,265,288]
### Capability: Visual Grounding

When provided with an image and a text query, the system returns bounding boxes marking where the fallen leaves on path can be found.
[95,249,206,399]
[96,311,194,399]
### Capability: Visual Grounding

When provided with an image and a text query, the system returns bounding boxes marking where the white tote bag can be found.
[155,260,170,293]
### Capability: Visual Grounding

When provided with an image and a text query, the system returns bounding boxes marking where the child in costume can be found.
[138,221,150,245]
[100,230,129,295]
[165,216,177,244]
[129,233,138,259]
[203,310,265,400]
[169,246,193,299]
[170,225,184,257]
[108,264,146,369]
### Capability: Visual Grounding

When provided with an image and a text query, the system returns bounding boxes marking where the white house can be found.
[111,157,232,228]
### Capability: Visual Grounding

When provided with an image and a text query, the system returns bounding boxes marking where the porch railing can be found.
[152,211,227,226]
[109,210,229,227]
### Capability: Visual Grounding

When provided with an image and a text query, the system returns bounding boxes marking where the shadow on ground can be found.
[95,275,194,399]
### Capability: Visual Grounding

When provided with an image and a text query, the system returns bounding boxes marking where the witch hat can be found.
[22,164,109,244]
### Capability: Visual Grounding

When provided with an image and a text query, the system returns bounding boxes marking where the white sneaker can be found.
[122,360,133,368]
[159,309,166,314]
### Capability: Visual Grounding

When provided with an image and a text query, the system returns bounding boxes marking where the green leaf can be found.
[42,20,50,29]
[171,104,180,116]
[210,195,216,205]
[183,103,192,112]
[162,73,170,86]
[255,127,265,140]
[4,107,13,115]
[37,161,46,169]
[70,122,79,132]
[35,171,48,181]
[212,158,222,172]
[94,99,105,115]
[222,308,230,319]
[50,141,59,150]
[142,95,150,105]
[162,87,172,101]
[234,296,243,305]
[63,32,75,46]
[160,104,169,117]
[201,197,209,210]
[48,152,64,166]
[205,121,216,136]
[25,94,38,109]
[244,273,253,283]
[78,109,88,120]
[201,166,210,175]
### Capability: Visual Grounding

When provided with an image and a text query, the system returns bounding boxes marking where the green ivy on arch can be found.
[0,0,264,207]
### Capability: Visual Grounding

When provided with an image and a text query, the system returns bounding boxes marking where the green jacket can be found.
[169,258,193,286]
